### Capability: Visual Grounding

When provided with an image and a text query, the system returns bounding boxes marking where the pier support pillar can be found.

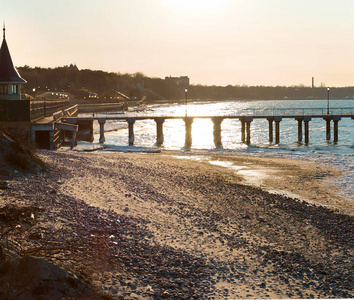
[98,119,106,144]
[184,117,194,149]
[49,130,55,150]
[304,117,311,145]
[324,117,332,141]
[245,117,253,145]
[155,117,165,146]
[127,118,135,146]
[212,117,223,148]
[333,116,341,143]
[274,117,282,144]
[76,120,94,142]
[240,119,246,143]
[267,118,274,143]
[295,118,303,142]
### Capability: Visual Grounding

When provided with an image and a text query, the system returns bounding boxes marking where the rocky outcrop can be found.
[0,131,45,178]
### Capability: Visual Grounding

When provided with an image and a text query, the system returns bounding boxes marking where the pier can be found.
[63,107,354,148]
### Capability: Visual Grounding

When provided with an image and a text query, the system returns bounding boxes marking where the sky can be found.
[2,0,354,87]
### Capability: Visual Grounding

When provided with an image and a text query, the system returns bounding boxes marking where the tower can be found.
[0,24,26,100]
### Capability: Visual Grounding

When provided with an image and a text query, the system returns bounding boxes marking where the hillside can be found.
[18,65,354,101]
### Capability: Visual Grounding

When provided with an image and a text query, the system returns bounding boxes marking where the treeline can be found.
[18,65,354,101]
[189,85,354,100]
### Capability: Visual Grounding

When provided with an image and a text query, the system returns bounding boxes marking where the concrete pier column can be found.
[127,118,135,146]
[184,117,194,149]
[49,130,55,150]
[304,117,311,145]
[333,116,341,143]
[295,118,303,142]
[324,117,332,141]
[240,119,246,143]
[274,117,282,144]
[212,117,223,148]
[76,120,94,142]
[267,118,274,143]
[71,130,77,150]
[245,117,253,145]
[98,119,106,144]
[155,117,165,146]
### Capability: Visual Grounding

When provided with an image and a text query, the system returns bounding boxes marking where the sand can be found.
[1,150,353,299]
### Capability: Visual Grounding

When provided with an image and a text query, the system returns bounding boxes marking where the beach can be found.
[1,150,352,299]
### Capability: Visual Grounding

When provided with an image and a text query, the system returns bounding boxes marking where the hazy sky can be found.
[2,0,354,87]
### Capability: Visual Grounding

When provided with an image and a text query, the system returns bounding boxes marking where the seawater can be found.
[85,99,354,201]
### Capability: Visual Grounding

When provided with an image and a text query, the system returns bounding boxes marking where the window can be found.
[0,85,8,94]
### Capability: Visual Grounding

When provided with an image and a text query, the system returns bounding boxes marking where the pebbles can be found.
[1,150,353,299]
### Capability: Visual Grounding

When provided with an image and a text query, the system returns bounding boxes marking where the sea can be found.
[79,99,354,201]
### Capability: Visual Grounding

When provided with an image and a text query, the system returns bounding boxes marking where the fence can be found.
[230,107,354,117]
[0,99,70,122]
[30,99,70,120]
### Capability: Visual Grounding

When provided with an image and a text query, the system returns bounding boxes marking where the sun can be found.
[164,0,229,15]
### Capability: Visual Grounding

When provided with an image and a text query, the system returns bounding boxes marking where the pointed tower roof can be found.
[0,24,26,84]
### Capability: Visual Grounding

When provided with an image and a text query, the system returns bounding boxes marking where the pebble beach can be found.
[1,150,353,299]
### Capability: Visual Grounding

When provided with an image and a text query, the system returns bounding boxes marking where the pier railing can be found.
[238,107,354,117]
[0,99,70,122]
[30,99,70,121]
[126,107,354,118]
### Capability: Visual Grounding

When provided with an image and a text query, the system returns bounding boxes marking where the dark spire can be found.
[0,25,26,84]
[3,22,5,39]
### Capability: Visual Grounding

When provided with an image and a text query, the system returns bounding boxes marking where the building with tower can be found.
[0,24,26,100]
[0,24,77,149]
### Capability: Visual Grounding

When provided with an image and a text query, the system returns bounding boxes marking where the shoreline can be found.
[75,141,354,215]
[164,151,353,215]
[1,150,353,298]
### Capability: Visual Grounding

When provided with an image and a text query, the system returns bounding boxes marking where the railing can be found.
[30,99,70,121]
[232,107,354,117]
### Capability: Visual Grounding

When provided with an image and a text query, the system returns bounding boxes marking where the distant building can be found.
[0,24,26,100]
[165,76,189,87]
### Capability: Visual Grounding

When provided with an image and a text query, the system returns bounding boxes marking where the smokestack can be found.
[312,77,314,88]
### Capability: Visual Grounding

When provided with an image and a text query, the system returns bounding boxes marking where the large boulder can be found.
[0,256,102,300]
[0,131,45,178]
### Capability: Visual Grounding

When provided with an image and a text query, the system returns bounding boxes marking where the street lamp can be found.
[327,87,330,114]
[185,88,188,116]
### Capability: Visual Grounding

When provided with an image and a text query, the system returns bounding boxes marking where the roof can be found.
[0,31,26,84]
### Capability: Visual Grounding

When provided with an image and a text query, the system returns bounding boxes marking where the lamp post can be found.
[327,87,330,114]
[185,88,188,116]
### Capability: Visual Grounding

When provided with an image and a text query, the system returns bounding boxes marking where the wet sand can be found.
[1,150,353,299]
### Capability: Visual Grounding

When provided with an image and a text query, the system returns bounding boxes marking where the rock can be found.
[0,256,97,299]
[0,181,9,189]
[29,232,43,240]
[146,285,154,293]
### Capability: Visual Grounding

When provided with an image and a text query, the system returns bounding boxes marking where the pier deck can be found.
[62,109,354,148]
